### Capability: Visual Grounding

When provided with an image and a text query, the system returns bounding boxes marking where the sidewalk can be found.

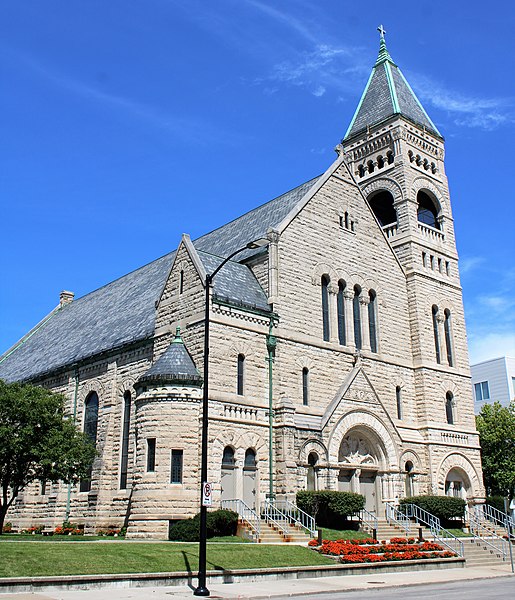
[0,564,513,600]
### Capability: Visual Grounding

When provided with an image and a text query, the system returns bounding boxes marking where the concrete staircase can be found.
[462,537,507,567]
[238,518,312,544]
[361,518,434,542]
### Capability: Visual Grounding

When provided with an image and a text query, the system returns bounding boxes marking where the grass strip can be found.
[0,542,333,578]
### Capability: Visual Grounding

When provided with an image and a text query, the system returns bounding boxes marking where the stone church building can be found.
[0,34,484,538]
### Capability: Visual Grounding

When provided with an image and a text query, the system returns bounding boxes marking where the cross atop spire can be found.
[377,24,386,40]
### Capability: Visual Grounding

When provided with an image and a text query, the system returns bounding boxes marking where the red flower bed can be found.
[310,537,457,564]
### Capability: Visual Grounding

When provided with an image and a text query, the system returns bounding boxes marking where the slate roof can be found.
[344,37,441,140]
[138,328,202,385]
[0,176,320,383]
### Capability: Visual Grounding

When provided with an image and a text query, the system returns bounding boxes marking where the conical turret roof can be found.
[344,28,442,140]
[138,327,202,386]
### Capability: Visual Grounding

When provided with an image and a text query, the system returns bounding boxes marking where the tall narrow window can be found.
[237,354,245,395]
[444,309,454,366]
[321,275,330,341]
[302,368,309,406]
[179,270,184,294]
[120,391,131,489]
[353,285,362,350]
[147,438,156,472]
[396,386,402,420]
[171,449,183,483]
[307,452,318,491]
[445,392,454,425]
[368,290,377,353]
[80,392,99,492]
[432,305,441,364]
[222,446,235,467]
[244,448,257,469]
[337,281,346,345]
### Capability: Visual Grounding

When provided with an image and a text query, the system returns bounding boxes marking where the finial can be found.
[377,24,386,40]
[172,326,183,344]
[374,24,395,66]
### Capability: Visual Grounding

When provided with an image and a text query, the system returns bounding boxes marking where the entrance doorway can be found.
[359,470,377,512]
[221,446,236,502]
[242,448,257,509]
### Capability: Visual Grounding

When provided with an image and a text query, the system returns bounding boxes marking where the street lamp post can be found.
[194,238,268,597]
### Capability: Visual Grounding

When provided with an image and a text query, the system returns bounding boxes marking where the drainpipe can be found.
[266,319,277,500]
[65,366,79,522]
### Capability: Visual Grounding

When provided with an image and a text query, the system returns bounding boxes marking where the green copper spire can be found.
[375,25,396,66]
[343,26,442,141]
[172,326,183,344]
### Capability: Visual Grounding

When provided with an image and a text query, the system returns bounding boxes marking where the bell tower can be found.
[341,28,473,428]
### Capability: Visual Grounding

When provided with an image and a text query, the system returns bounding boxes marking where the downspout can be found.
[65,366,79,522]
[266,319,277,499]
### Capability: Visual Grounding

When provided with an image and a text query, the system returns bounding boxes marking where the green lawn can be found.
[319,528,371,541]
[0,540,333,578]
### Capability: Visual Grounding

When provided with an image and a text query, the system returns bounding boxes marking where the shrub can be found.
[296,491,365,528]
[2,522,12,533]
[486,495,507,513]
[168,509,238,541]
[399,495,466,523]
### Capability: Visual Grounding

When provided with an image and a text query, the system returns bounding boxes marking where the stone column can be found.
[360,295,371,352]
[344,289,355,350]
[328,283,339,343]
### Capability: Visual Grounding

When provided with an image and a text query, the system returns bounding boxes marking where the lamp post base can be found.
[193,585,210,596]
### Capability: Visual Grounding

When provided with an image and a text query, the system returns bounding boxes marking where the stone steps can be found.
[462,539,506,567]
[238,519,311,544]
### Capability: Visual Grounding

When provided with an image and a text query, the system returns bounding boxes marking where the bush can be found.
[486,495,507,513]
[296,491,365,528]
[400,495,466,524]
[168,509,239,541]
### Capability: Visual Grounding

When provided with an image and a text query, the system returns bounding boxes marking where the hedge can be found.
[399,495,466,522]
[168,509,239,541]
[296,491,365,528]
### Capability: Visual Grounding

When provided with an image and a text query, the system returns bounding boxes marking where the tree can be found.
[476,401,515,502]
[0,380,96,533]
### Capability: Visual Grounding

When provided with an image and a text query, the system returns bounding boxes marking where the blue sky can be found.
[1,0,514,365]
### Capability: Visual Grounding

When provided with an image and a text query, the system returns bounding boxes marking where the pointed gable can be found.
[344,34,441,140]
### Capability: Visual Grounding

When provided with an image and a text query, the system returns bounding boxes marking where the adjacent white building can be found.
[471,357,515,413]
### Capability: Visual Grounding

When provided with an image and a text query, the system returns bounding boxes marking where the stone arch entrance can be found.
[336,429,384,514]
[437,453,483,503]
[444,467,471,500]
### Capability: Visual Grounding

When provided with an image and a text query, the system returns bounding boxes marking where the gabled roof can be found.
[344,35,442,141]
[138,327,202,386]
[0,253,174,382]
[0,176,321,382]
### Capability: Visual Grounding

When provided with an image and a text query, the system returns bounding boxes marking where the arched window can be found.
[445,392,454,425]
[405,461,414,497]
[396,386,402,420]
[179,270,184,294]
[307,452,318,491]
[337,281,346,345]
[237,354,245,395]
[353,285,362,350]
[417,191,440,229]
[377,155,385,169]
[444,309,454,366]
[222,446,235,467]
[386,150,394,164]
[368,290,378,353]
[368,191,397,227]
[244,448,256,469]
[321,275,330,342]
[80,392,99,492]
[119,391,131,490]
[302,368,309,406]
[432,305,441,364]
[358,165,366,178]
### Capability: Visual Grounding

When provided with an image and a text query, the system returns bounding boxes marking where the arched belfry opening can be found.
[368,190,397,227]
[417,190,440,229]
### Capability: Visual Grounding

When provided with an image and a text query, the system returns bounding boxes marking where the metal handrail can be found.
[481,504,515,532]
[262,499,291,538]
[221,498,260,542]
[359,508,378,533]
[272,499,317,536]
[385,502,411,535]
[404,503,464,557]
[469,511,508,560]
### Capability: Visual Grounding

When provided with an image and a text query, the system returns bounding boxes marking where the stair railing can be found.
[479,504,515,534]
[271,499,316,537]
[359,508,378,534]
[404,503,464,557]
[469,510,508,561]
[221,499,260,542]
[384,502,411,535]
[262,499,292,538]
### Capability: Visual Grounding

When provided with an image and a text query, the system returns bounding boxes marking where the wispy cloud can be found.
[468,332,515,364]
[8,46,244,147]
[410,73,515,131]
[460,256,486,275]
